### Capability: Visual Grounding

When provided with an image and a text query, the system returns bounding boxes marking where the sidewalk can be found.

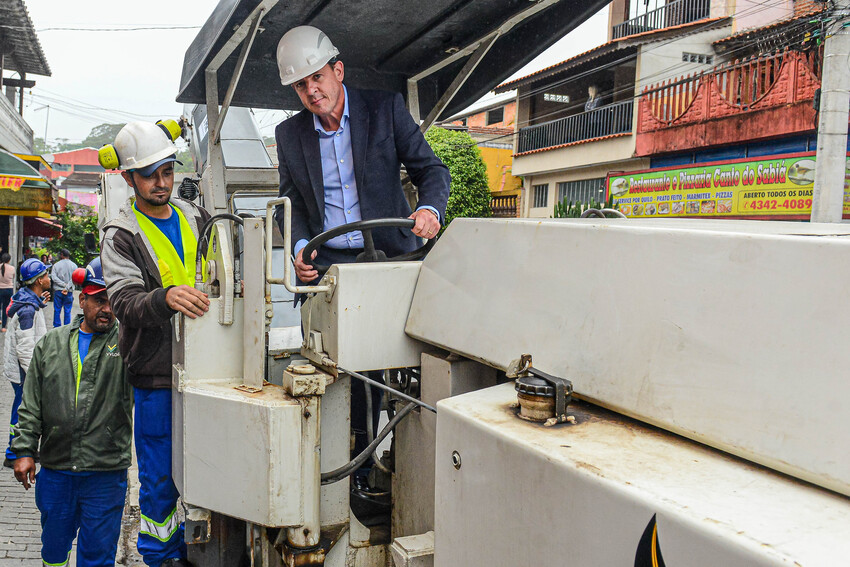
[0,298,144,566]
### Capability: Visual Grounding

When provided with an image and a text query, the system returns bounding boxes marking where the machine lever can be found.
[338,366,437,413]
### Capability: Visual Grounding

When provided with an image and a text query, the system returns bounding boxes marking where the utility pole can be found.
[811,2,850,223]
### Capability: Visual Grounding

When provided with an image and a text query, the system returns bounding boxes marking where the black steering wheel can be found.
[301,218,435,273]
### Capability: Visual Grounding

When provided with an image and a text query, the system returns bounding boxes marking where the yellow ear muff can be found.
[156,119,182,142]
[98,145,120,169]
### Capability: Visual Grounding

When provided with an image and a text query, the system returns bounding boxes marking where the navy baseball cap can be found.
[136,155,183,177]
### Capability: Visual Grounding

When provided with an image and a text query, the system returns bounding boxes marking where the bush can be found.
[553,193,618,218]
[424,128,491,229]
[45,204,99,266]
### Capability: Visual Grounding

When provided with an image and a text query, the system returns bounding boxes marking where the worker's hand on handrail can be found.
[13,457,36,490]
[166,285,210,319]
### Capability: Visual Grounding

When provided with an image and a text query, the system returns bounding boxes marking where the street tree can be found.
[424,127,491,229]
[45,204,99,265]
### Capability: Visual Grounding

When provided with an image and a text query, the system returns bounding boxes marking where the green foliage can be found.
[424,128,491,228]
[37,124,127,154]
[33,137,51,154]
[174,148,194,173]
[44,204,99,266]
[79,123,125,149]
[553,193,617,218]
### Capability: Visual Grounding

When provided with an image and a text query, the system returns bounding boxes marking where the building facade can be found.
[0,0,52,262]
[498,0,829,220]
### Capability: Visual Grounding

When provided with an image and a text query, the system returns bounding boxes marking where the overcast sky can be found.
[21,0,608,145]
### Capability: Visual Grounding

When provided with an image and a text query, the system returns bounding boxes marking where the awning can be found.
[0,149,55,217]
[24,216,59,238]
[177,0,611,120]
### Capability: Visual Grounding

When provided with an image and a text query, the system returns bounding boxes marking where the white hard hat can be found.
[108,121,180,175]
[276,25,340,86]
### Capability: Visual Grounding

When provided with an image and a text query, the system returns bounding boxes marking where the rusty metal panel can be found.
[435,383,850,566]
[0,186,52,214]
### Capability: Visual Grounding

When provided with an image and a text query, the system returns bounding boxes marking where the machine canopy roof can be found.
[177,0,610,119]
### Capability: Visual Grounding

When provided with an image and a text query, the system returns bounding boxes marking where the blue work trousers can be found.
[53,290,74,327]
[5,367,25,461]
[134,387,185,565]
[35,467,127,567]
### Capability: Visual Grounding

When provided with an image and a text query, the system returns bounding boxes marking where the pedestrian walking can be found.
[12,257,132,567]
[3,258,50,468]
[0,252,15,332]
[51,248,78,327]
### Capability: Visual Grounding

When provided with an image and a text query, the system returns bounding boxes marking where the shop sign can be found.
[0,176,25,191]
[606,153,849,218]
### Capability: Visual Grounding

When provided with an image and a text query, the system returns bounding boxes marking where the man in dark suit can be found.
[272,25,450,516]
[273,25,450,284]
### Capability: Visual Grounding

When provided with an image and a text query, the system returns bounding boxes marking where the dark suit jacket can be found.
[274,86,450,260]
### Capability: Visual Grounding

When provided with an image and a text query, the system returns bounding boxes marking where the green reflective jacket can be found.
[12,315,132,471]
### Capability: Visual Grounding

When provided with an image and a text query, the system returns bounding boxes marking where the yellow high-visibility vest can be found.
[132,202,198,287]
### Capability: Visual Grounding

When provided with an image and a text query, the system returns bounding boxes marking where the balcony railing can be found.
[491,193,519,218]
[635,48,823,155]
[613,0,710,39]
[638,48,821,131]
[517,99,634,154]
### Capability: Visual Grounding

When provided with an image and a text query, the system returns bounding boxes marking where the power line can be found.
[36,26,201,32]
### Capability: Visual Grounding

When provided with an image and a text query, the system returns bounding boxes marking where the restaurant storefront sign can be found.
[606,152,848,219]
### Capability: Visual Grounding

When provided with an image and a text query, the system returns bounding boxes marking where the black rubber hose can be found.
[195,213,245,266]
[320,402,416,485]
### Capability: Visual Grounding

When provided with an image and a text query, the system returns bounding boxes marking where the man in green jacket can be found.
[12,257,132,567]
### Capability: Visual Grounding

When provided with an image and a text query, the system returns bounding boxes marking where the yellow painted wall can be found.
[480,146,522,194]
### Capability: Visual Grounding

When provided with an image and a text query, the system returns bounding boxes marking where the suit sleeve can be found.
[10,340,44,458]
[391,92,451,220]
[101,227,174,327]
[274,126,313,254]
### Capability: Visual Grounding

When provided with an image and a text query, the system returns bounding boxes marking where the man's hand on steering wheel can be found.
[295,248,319,282]
[409,208,440,239]
[299,217,438,276]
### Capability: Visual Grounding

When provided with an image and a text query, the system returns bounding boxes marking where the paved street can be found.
[0,297,144,566]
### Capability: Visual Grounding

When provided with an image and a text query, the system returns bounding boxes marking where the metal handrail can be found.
[265,197,333,294]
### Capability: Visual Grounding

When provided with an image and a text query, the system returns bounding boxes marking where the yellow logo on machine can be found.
[634,514,666,567]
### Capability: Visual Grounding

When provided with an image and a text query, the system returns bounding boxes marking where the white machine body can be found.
[407,218,850,496]
[434,383,850,567]
[301,262,428,372]
[172,298,307,527]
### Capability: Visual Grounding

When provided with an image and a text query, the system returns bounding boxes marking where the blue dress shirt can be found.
[294,86,440,257]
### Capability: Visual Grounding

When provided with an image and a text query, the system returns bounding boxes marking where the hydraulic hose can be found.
[320,402,416,485]
[364,375,393,475]
[194,213,245,281]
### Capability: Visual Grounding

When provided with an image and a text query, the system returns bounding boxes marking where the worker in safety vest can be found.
[12,257,132,567]
[99,120,210,567]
